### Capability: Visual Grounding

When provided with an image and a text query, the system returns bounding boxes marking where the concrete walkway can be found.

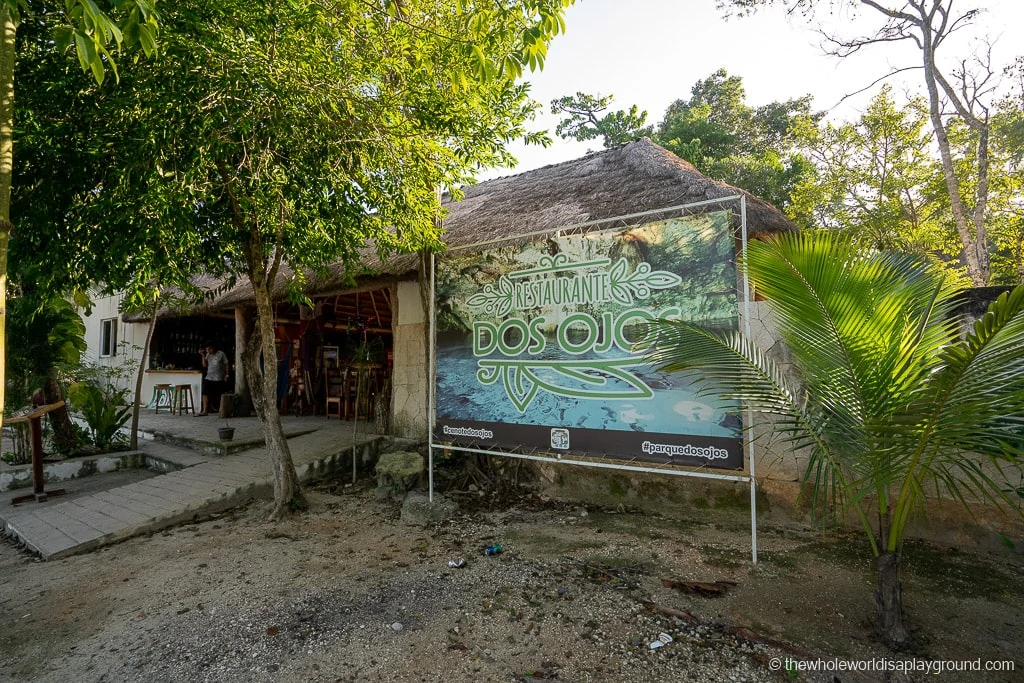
[1,415,390,560]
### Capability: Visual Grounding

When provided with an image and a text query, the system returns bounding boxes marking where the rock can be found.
[374,451,424,501]
[400,491,458,526]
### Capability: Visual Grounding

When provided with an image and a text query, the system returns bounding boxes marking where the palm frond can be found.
[924,286,1024,458]
[649,231,1024,557]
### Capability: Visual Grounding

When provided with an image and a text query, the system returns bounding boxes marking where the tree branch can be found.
[825,67,922,113]
[859,0,918,24]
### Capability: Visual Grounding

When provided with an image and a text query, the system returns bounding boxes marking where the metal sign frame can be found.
[427,196,758,564]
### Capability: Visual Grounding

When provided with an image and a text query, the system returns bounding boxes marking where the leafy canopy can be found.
[793,87,958,271]
[550,92,653,148]
[13,0,576,517]
[655,69,818,222]
[14,0,574,309]
[551,70,818,222]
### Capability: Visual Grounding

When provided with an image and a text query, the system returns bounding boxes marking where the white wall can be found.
[79,290,150,398]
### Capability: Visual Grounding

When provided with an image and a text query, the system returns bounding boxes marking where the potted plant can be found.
[217,422,235,442]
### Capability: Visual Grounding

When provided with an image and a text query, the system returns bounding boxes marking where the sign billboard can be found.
[434,209,744,470]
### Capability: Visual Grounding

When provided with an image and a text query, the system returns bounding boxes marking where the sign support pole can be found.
[739,196,758,566]
[428,251,437,503]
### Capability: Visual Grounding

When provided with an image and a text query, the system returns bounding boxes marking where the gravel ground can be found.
[0,475,1020,683]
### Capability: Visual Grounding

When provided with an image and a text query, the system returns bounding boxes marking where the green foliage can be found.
[654,69,818,220]
[648,232,1024,558]
[6,293,86,409]
[43,0,159,84]
[794,87,970,281]
[16,0,574,305]
[553,70,817,219]
[986,86,1024,285]
[551,92,653,148]
[68,377,131,451]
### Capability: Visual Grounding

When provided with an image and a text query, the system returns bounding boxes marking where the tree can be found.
[718,0,1014,286]
[554,71,817,220]
[923,112,1024,285]
[0,0,158,418]
[6,291,86,452]
[647,232,1024,649]
[654,69,818,220]
[18,0,573,519]
[13,5,215,455]
[985,75,1024,284]
[550,92,653,147]
[796,86,962,269]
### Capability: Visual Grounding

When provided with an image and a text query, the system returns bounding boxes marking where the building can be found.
[85,138,793,440]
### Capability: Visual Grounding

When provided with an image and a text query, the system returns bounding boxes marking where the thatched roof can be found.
[443,136,793,245]
[130,138,795,319]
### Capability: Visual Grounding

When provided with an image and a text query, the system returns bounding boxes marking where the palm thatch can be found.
[127,138,795,320]
[441,136,794,247]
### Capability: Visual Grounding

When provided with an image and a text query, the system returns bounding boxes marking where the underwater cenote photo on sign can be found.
[434,210,745,470]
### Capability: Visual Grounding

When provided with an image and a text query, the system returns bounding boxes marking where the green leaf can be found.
[53,25,74,51]
[137,23,157,56]
[73,30,96,75]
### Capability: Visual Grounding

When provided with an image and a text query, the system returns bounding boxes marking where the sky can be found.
[481,0,1023,181]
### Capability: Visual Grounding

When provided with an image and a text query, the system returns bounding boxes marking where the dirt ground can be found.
[0,473,1021,683]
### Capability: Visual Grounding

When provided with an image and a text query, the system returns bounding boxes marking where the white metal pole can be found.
[740,195,758,566]
[428,251,437,503]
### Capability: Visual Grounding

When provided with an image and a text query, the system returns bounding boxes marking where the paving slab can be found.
[0,415,388,560]
[74,496,150,525]
[93,490,173,516]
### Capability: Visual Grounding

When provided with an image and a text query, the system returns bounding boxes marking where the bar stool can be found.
[173,384,195,416]
[152,384,174,414]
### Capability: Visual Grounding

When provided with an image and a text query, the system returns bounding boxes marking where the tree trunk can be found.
[42,371,76,453]
[0,6,17,418]
[129,301,159,450]
[916,5,989,286]
[874,550,909,650]
[233,306,253,417]
[249,275,304,519]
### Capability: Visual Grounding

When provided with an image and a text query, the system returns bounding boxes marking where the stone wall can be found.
[390,279,430,439]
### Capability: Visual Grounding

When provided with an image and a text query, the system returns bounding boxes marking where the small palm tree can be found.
[647,232,1024,650]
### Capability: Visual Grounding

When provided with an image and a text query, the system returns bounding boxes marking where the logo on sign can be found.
[466,255,681,413]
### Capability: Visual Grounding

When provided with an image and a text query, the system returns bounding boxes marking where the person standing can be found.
[198,341,230,416]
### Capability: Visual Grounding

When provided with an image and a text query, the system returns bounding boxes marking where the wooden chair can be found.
[173,384,195,416]
[152,384,175,414]
[324,367,345,419]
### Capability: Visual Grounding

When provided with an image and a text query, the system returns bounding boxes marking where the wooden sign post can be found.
[7,401,68,505]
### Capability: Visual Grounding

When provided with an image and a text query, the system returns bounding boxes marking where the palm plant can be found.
[647,232,1024,650]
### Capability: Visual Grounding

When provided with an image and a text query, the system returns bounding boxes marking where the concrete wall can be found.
[743,300,806,501]
[0,451,150,492]
[390,279,429,439]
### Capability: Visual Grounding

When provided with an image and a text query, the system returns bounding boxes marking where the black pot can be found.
[218,427,235,442]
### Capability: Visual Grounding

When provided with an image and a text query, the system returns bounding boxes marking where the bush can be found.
[68,381,131,452]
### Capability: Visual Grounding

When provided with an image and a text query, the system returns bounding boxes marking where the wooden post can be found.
[30,415,43,497]
[9,401,67,505]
